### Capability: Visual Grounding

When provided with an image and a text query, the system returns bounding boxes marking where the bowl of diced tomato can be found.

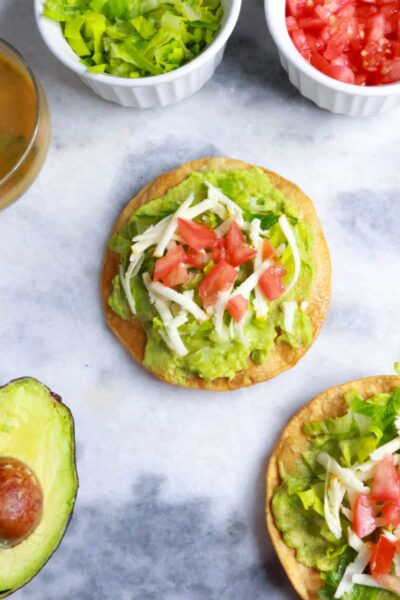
[265,0,400,116]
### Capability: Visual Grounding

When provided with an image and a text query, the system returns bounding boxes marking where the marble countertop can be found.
[1,1,400,598]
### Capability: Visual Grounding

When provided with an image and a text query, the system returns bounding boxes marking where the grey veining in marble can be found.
[1,1,400,598]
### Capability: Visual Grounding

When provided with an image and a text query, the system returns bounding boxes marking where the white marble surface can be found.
[1,1,400,598]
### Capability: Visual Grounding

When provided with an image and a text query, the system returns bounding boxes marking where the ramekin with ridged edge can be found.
[34,0,241,109]
[265,0,400,117]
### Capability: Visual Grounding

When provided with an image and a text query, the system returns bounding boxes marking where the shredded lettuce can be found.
[43,0,223,78]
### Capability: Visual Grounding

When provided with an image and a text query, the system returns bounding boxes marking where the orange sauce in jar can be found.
[0,41,51,210]
[0,53,37,180]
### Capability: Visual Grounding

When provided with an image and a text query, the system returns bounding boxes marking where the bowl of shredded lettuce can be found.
[35,0,241,108]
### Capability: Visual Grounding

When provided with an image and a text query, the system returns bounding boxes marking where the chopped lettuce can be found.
[43,0,223,78]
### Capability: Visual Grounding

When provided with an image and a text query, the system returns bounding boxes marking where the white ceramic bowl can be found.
[35,0,241,108]
[265,0,400,117]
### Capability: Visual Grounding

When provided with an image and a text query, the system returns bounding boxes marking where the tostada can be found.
[266,376,400,599]
[101,157,331,390]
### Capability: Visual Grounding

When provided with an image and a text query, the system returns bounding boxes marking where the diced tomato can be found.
[368,12,387,40]
[185,248,207,269]
[392,40,400,56]
[162,265,190,288]
[380,3,400,35]
[198,260,237,309]
[381,502,400,527]
[258,265,287,301]
[331,53,351,66]
[371,455,400,503]
[226,220,245,248]
[355,72,368,84]
[353,494,377,538]
[225,221,256,267]
[297,16,325,30]
[286,16,298,31]
[262,239,276,260]
[306,33,325,52]
[357,6,378,21]
[226,294,249,323]
[228,245,257,267]
[291,28,312,59]
[370,535,396,576]
[381,58,400,82]
[177,218,217,251]
[287,0,306,18]
[154,245,186,282]
[211,237,227,263]
[311,51,356,81]
[286,0,400,85]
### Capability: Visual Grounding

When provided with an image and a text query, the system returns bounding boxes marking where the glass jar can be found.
[0,39,51,210]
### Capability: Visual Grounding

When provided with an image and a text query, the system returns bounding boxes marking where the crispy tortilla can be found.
[266,375,400,600]
[101,157,331,390]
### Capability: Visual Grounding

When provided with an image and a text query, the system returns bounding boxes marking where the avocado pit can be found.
[0,457,43,549]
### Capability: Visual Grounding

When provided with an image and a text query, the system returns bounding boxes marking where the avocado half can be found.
[0,377,78,597]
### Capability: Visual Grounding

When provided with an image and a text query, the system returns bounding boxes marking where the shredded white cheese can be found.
[119,265,136,315]
[334,542,372,598]
[249,218,269,319]
[213,289,233,336]
[233,259,271,301]
[149,281,208,322]
[170,313,188,329]
[250,218,261,255]
[351,575,397,592]
[300,300,309,312]
[342,507,354,523]
[282,301,297,334]
[164,325,188,357]
[278,214,301,296]
[348,528,363,552]
[317,453,370,493]
[154,193,195,257]
[324,475,346,540]
[352,460,376,482]
[126,254,144,276]
[276,243,286,256]
[185,198,216,220]
[205,181,243,225]
[132,216,170,242]
[370,437,400,462]
[234,320,248,346]
[131,237,158,256]
[215,218,232,237]
[143,274,188,356]
[143,274,173,324]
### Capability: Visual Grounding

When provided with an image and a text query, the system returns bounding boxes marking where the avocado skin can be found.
[0,377,79,598]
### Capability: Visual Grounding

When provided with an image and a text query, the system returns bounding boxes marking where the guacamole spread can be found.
[108,168,315,384]
[273,388,400,599]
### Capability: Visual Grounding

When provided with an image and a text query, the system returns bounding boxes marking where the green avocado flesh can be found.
[272,388,400,599]
[0,378,78,597]
[108,168,315,383]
